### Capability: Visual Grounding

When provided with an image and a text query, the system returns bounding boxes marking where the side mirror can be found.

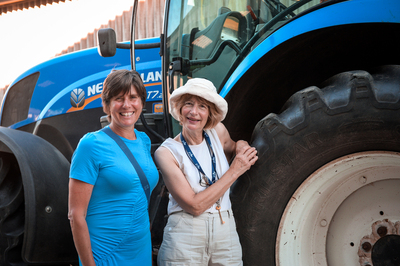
[97,28,117,57]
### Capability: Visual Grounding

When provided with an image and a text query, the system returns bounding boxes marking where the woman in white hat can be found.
[155,78,258,265]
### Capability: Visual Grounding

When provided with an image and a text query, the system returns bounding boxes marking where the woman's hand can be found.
[235,140,250,154]
[229,142,258,178]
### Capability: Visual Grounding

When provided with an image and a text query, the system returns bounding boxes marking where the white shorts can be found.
[157,210,243,266]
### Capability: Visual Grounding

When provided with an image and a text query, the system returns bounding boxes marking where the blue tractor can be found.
[117,0,399,265]
[1,0,400,265]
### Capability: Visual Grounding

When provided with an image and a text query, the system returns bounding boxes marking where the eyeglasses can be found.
[199,173,210,187]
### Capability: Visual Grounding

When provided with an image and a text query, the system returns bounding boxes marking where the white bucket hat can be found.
[169,78,228,122]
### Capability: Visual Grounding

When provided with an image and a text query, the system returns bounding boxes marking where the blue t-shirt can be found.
[70,127,159,266]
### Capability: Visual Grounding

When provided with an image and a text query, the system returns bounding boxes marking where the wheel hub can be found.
[359,219,400,266]
[276,151,400,266]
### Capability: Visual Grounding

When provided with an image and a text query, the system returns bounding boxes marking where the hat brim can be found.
[169,82,228,123]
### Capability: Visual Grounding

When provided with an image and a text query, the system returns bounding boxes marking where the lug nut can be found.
[362,242,372,252]
[377,226,387,237]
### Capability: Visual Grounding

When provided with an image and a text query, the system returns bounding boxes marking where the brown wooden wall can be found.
[57,0,165,55]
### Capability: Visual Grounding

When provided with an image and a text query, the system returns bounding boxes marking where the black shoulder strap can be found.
[101,127,150,205]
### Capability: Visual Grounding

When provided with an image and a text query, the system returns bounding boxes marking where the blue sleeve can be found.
[69,133,100,185]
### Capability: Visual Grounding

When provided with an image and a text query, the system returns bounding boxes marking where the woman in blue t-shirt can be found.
[68,69,159,266]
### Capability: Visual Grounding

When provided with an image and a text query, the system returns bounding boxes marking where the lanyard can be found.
[180,131,219,186]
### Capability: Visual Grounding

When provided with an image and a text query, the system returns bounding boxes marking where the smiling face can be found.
[180,96,210,133]
[109,85,143,133]
[102,69,147,125]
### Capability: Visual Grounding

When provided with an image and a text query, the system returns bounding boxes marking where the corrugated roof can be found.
[0,0,71,15]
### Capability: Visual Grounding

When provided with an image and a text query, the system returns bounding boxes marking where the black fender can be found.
[0,127,77,264]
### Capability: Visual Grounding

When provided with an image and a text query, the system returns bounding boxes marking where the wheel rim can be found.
[276,151,400,266]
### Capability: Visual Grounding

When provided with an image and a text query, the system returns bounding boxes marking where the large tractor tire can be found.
[0,128,78,265]
[0,152,25,265]
[231,65,400,266]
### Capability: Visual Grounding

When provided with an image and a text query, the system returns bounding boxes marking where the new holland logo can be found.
[70,88,85,108]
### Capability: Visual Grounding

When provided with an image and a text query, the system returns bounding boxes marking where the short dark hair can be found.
[102,69,146,121]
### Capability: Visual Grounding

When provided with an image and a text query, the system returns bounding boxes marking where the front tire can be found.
[0,153,25,265]
[231,65,400,266]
